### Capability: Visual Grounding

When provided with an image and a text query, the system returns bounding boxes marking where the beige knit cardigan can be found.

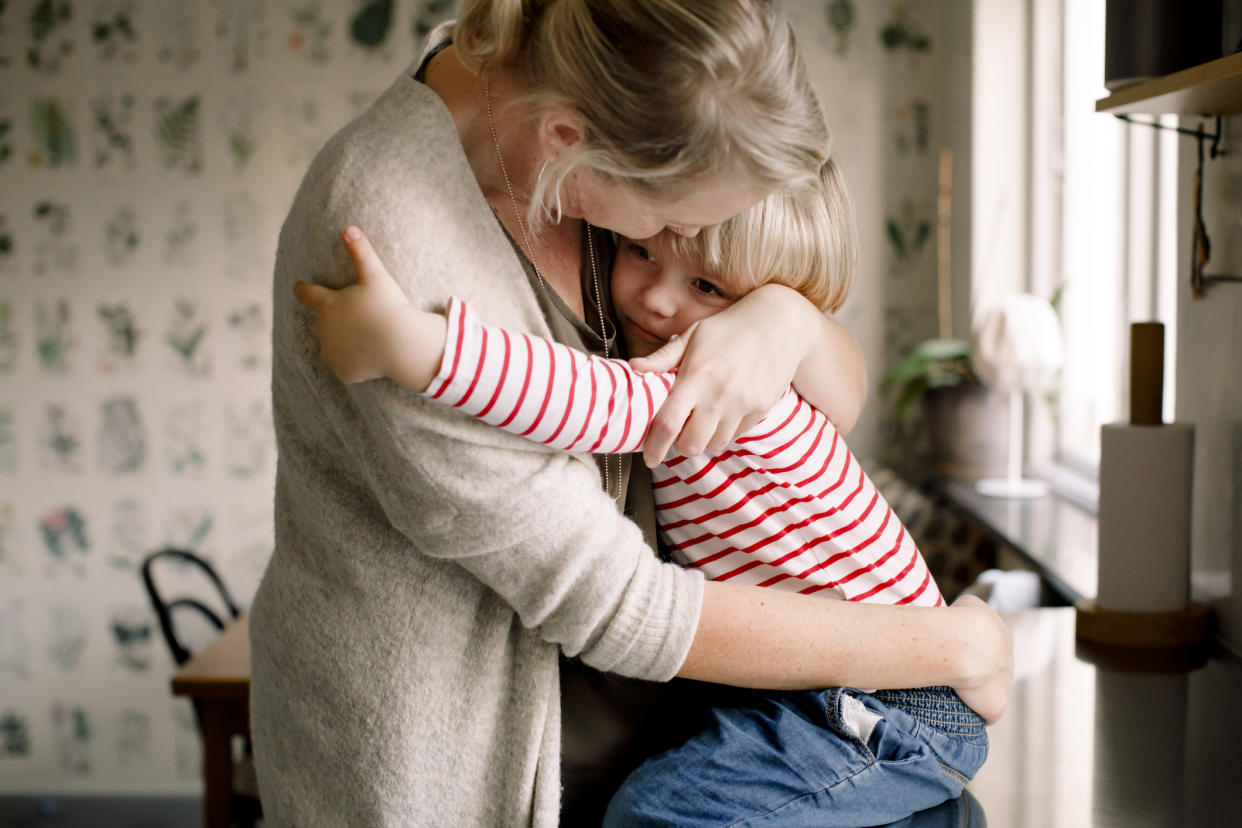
[248,32,704,828]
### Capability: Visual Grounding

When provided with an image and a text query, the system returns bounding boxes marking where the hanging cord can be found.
[1115,114,1241,297]
[1190,122,1242,296]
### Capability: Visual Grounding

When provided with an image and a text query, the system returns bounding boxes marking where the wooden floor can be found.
[0,794,200,828]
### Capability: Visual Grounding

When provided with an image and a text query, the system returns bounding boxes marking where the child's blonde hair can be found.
[455,0,830,225]
[670,158,859,314]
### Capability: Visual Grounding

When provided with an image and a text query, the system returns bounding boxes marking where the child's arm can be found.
[429,299,674,454]
[792,310,867,436]
[296,226,677,455]
[293,227,447,392]
[629,283,866,467]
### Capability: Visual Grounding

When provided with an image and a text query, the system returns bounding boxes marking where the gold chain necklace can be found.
[485,80,621,505]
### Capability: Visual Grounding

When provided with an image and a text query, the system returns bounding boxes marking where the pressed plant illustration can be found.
[90,1,138,63]
[110,608,153,671]
[35,299,74,372]
[40,507,89,570]
[52,702,91,774]
[116,710,151,765]
[351,0,393,49]
[40,403,82,471]
[27,0,75,74]
[97,302,140,370]
[90,94,135,169]
[0,405,14,475]
[97,395,145,474]
[154,95,202,174]
[0,712,32,757]
[886,199,933,262]
[102,205,140,264]
[30,98,76,167]
[827,0,855,56]
[164,404,206,473]
[0,302,16,373]
[879,2,932,54]
[287,2,332,64]
[164,298,209,375]
[33,201,80,275]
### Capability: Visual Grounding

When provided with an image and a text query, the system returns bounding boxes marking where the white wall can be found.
[1175,114,1242,652]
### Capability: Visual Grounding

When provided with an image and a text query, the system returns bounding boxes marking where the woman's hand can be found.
[629,283,866,468]
[945,594,1014,725]
[294,226,446,392]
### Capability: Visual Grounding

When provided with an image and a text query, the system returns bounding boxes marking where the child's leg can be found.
[602,687,988,828]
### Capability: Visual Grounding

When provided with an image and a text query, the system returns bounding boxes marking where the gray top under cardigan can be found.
[248,28,704,828]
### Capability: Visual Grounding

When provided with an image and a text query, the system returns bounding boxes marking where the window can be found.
[1027,0,1179,503]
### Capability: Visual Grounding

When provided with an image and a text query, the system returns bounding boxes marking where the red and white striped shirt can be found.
[426,299,943,607]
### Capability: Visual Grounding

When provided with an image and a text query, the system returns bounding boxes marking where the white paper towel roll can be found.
[1097,422,1194,613]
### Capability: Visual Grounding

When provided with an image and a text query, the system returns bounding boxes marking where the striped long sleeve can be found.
[425,298,944,608]
[426,297,673,453]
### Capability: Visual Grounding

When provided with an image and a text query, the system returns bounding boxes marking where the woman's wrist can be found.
[744,283,819,358]
[744,283,867,431]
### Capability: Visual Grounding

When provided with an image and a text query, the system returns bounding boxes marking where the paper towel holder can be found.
[1076,598,1212,650]
[1075,321,1212,651]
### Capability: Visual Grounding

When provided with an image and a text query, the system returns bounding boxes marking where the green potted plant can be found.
[881,338,1008,480]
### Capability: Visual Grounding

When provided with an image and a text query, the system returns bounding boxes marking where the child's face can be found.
[610,234,741,358]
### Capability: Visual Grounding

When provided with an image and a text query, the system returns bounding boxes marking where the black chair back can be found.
[140,548,242,667]
[140,548,262,825]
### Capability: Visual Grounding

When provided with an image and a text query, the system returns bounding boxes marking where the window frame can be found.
[1023,0,1180,512]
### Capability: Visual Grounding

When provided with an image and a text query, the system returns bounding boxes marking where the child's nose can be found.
[640,283,677,317]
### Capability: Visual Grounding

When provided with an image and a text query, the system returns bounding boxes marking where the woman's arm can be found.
[684,585,1013,723]
[629,283,867,468]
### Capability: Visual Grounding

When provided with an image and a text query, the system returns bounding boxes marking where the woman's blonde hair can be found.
[455,0,830,224]
[670,159,859,314]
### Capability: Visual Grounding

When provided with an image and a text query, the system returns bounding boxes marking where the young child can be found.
[295,161,989,826]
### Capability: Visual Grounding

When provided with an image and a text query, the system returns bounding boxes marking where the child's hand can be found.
[295,226,447,392]
[294,226,415,385]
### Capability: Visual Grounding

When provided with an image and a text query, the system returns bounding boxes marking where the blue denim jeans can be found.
[601,686,988,827]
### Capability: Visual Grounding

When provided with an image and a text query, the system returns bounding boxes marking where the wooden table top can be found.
[171,615,250,700]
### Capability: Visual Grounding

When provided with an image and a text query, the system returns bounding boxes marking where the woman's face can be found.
[563,168,767,240]
[610,234,740,358]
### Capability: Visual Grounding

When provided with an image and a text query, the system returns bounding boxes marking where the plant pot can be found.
[921,385,1008,479]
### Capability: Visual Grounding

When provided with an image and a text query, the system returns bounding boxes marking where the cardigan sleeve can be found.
[273,89,703,682]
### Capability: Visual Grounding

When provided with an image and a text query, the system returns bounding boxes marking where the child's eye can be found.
[692,278,727,298]
[630,244,654,263]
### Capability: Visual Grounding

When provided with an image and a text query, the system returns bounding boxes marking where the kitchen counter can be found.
[962,607,1242,826]
[940,479,1098,603]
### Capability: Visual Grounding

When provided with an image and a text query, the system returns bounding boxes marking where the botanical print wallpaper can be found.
[0,0,944,795]
[0,0,457,795]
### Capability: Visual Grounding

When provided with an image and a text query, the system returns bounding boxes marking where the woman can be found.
[248,2,1013,825]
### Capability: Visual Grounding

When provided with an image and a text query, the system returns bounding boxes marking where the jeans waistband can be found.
[871,686,988,741]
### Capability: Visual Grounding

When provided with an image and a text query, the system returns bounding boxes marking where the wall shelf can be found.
[1096,52,1242,115]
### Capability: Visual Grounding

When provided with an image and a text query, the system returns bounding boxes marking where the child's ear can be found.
[536,108,586,159]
